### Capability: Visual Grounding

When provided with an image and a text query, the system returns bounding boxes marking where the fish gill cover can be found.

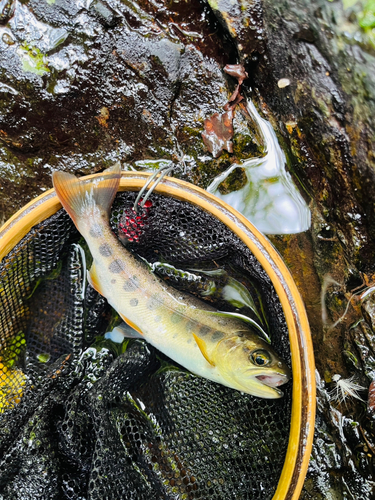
[0,191,291,499]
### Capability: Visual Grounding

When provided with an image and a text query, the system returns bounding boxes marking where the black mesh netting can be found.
[0,190,292,500]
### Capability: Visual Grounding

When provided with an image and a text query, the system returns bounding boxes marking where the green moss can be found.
[357,0,375,28]
[217,166,247,194]
[341,0,375,51]
[17,43,49,76]
[192,154,232,189]
[207,0,219,11]
[134,159,173,171]
[232,110,263,160]
[279,131,313,200]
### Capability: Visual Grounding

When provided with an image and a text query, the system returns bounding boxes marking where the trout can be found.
[52,164,290,398]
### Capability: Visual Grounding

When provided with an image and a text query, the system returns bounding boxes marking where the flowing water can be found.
[207,98,311,235]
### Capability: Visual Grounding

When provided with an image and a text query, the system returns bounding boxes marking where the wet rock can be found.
[252,0,375,269]
[206,0,265,62]
[0,0,15,25]
[238,0,375,496]
[348,319,375,382]
[302,372,375,500]
[0,0,238,221]
[362,289,375,333]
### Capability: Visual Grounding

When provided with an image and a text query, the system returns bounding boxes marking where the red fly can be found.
[118,199,152,244]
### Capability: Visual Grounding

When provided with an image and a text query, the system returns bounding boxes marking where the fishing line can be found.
[133,163,174,213]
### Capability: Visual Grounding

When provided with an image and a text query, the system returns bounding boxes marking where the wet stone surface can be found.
[2,0,375,499]
[0,0,240,222]
[254,0,375,496]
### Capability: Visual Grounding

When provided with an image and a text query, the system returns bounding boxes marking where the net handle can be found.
[0,171,315,500]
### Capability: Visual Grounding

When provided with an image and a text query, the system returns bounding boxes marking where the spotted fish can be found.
[52,164,291,398]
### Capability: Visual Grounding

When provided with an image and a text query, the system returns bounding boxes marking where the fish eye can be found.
[250,349,271,366]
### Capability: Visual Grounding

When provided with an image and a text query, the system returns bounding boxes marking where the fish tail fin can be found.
[52,162,121,231]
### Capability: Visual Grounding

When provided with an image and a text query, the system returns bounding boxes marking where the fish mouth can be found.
[256,373,289,388]
[255,373,289,396]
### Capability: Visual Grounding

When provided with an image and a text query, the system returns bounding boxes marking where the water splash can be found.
[207,99,311,235]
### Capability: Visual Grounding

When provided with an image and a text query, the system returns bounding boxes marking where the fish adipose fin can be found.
[193,333,215,366]
[119,312,144,336]
[52,162,122,231]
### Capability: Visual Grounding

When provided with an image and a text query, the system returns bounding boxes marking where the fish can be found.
[52,163,291,398]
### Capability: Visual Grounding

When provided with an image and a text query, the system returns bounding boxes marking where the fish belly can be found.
[84,222,238,386]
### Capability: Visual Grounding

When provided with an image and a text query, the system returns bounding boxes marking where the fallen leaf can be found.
[201,64,247,158]
[202,108,234,158]
[224,64,248,85]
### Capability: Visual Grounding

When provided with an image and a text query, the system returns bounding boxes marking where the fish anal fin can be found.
[87,263,105,296]
[110,322,143,340]
[119,312,143,336]
[193,333,215,366]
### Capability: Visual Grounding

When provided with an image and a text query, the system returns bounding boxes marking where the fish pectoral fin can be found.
[119,312,144,336]
[87,262,105,296]
[193,333,215,366]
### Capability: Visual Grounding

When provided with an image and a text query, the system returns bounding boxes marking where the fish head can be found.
[213,333,291,398]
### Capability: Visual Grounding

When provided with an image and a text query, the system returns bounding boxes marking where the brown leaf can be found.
[201,109,234,158]
[224,64,248,85]
[201,64,247,158]
[224,92,244,111]
[224,64,248,108]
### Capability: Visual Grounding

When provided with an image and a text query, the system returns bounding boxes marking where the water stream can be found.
[207,98,311,235]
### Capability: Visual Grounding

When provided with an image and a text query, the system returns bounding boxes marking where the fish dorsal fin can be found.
[119,312,143,336]
[87,262,104,296]
[206,310,271,343]
[193,333,215,366]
